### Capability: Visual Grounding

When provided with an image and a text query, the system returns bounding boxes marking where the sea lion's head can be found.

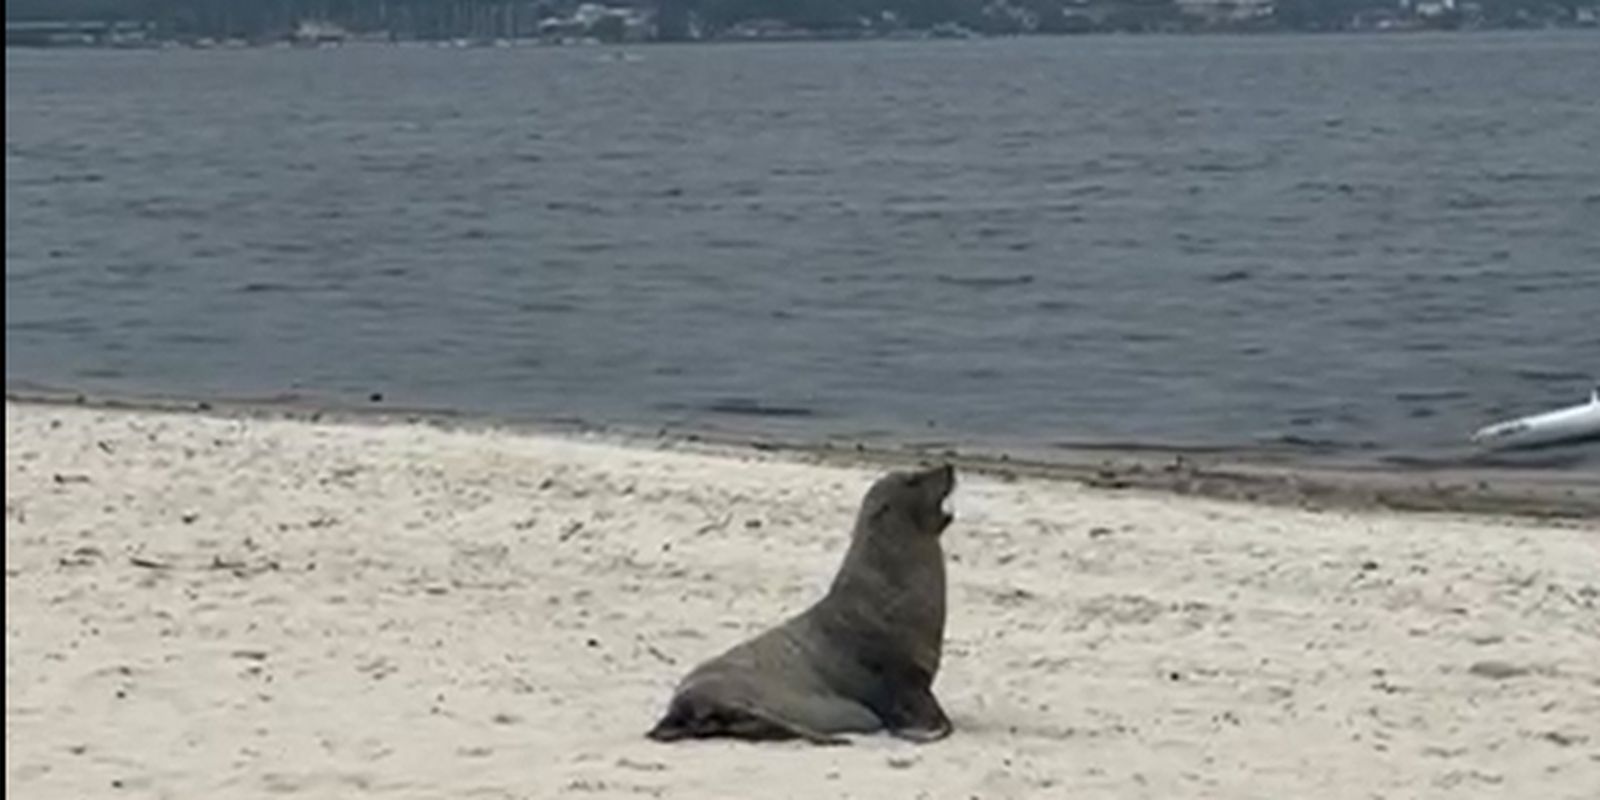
[859,463,956,537]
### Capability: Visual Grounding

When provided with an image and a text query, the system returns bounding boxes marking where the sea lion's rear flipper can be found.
[752,710,853,746]
[881,687,952,743]
[645,698,702,742]
[647,694,852,746]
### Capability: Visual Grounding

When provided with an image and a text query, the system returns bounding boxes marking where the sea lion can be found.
[648,464,956,745]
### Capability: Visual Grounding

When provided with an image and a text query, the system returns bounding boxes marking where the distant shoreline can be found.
[8,383,1596,520]
[6,23,1598,51]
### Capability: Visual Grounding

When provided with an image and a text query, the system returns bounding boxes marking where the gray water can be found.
[7,34,1599,465]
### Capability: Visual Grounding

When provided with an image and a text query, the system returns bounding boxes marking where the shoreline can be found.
[9,386,1596,520]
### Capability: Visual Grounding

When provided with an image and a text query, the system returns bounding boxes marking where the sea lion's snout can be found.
[911,463,956,533]
[907,462,952,489]
[860,465,958,537]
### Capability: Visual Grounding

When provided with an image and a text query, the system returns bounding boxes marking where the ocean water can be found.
[7,33,1599,466]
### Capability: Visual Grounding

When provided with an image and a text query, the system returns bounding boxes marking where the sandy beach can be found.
[6,400,1598,799]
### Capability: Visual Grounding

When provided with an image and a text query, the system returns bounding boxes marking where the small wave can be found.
[259,241,316,255]
[1393,389,1468,403]
[1205,269,1254,284]
[27,173,106,186]
[239,282,300,294]
[884,193,950,206]
[1264,434,1369,453]
[543,200,606,216]
[1513,369,1592,384]
[1445,193,1496,211]
[703,398,816,418]
[517,301,578,314]
[1048,440,1237,456]
[1184,159,1265,175]
[1400,341,1453,354]
[158,331,232,346]
[1483,170,1555,185]
[8,317,96,335]
[703,238,761,251]
[1391,443,1600,470]
[1119,331,1176,344]
[935,274,1035,290]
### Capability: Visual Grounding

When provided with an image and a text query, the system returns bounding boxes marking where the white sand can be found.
[6,401,1598,799]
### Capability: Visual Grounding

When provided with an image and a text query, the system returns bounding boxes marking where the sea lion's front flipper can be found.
[882,688,952,743]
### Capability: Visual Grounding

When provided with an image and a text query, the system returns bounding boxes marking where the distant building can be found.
[6,19,150,47]
[1412,0,1458,18]
[292,20,348,46]
[1176,0,1276,25]
[723,18,808,40]
[538,4,651,43]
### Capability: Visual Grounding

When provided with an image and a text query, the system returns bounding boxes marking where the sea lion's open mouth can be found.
[928,464,956,532]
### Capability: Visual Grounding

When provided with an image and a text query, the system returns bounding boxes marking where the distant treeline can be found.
[6,0,1597,39]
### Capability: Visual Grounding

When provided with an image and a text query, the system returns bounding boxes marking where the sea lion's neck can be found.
[825,530,946,630]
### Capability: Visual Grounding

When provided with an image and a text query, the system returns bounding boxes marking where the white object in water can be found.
[1471,387,1600,450]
